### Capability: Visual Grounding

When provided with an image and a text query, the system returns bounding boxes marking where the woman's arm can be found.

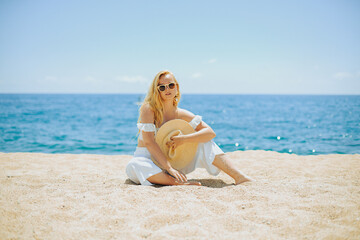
[139,104,187,182]
[168,110,216,149]
[182,121,216,143]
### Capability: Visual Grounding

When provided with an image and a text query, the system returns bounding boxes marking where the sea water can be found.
[0,94,359,155]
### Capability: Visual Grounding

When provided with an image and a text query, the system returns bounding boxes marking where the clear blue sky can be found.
[0,0,359,94]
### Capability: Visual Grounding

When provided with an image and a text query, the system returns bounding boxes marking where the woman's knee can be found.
[126,160,140,183]
[125,160,135,174]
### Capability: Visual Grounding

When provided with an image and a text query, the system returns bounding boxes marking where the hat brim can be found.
[151,119,198,170]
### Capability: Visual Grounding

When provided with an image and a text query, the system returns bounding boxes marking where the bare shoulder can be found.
[139,103,155,123]
[177,107,196,122]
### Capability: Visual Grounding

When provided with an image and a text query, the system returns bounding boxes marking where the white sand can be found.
[1,151,359,239]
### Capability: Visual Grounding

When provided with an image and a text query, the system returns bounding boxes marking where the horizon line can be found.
[0,92,359,96]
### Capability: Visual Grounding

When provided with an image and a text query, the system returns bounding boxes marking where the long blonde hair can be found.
[138,70,181,128]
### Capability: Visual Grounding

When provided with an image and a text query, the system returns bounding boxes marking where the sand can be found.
[0,151,359,239]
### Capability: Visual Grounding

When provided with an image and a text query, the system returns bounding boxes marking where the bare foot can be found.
[213,154,254,186]
[234,173,254,185]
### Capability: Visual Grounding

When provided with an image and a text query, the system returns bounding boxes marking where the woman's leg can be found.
[147,171,201,186]
[212,154,253,185]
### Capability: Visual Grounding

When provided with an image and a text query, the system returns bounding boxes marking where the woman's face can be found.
[158,74,178,101]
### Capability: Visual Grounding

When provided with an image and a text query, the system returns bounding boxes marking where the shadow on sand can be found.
[124,178,233,188]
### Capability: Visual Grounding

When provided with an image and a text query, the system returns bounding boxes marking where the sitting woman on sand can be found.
[126,70,252,186]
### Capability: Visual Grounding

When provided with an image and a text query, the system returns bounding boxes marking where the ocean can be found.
[0,94,359,155]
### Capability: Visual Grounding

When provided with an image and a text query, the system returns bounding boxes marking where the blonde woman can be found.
[126,70,252,186]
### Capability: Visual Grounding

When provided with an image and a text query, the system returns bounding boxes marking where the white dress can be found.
[125,115,224,186]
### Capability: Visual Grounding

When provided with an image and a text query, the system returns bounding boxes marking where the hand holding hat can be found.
[151,119,199,170]
[166,134,186,150]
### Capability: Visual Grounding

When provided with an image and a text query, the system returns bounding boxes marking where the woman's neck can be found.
[162,99,176,113]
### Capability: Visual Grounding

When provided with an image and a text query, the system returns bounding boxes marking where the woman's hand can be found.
[166,167,187,183]
[167,135,186,150]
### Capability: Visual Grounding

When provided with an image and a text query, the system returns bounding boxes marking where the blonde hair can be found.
[138,70,181,128]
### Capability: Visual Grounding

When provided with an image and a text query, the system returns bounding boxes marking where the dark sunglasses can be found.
[157,82,176,92]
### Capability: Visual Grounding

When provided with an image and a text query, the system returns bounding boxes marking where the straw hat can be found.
[152,119,198,170]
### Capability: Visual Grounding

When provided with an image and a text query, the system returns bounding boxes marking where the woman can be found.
[126,70,252,186]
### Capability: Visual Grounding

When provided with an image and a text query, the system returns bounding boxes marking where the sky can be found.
[0,0,359,94]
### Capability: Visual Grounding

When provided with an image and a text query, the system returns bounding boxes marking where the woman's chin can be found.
[162,95,174,101]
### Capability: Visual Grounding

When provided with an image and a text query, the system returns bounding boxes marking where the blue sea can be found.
[0,94,359,155]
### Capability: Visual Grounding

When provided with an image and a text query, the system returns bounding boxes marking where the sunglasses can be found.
[157,82,176,92]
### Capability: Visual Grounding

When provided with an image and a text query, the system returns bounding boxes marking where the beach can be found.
[1,151,359,239]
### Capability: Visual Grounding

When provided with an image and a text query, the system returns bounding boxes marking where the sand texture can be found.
[1,151,359,239]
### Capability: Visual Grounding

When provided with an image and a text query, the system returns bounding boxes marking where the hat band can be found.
[163,129,183,159]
